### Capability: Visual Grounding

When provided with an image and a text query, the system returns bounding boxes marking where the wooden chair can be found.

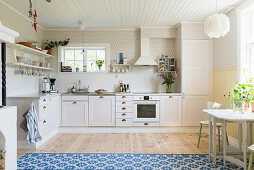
[197,102,232,151]
[248,144,254,170]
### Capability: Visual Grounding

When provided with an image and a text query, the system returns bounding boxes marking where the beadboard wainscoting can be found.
[213,67,240,141]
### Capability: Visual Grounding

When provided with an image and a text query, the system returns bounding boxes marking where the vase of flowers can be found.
[225,79,254,113]
[161,71,177,93]
[95,60,104,70]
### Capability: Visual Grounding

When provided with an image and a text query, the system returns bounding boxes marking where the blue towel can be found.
[26,102,42,143]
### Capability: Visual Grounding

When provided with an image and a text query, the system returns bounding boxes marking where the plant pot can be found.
[47,49,52,55]
[233,101,244,113]
[166,84,172,93]
[250,102,254,112]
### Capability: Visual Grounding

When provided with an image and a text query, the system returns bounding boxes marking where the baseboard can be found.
[18,128,58,149]
[58,126,207,133]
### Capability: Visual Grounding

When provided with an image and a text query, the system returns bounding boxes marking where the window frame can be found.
[58,43,110,73]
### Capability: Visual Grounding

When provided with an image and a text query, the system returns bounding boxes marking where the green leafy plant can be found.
[95,60,104,70]
[224,78,254,110]
[44,38,70,49]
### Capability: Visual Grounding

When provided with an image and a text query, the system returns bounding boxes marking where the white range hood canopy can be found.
[0,21,19,44]
[134,38,158,66]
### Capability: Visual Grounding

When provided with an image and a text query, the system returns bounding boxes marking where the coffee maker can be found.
[49,78,58,93]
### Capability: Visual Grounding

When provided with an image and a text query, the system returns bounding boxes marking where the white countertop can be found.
[7,93,61,99]
[203,109,254,121]
[115,92,182,96]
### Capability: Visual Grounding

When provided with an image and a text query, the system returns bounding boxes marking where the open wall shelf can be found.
[8,44,53,58]
[7,62,55,71]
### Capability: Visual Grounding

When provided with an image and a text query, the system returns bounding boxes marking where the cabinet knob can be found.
[144,123,149,126]
[122,119,126,122]
[122,96,126,98]
[122,102,126,104]
[43,106,46,109]
[72,102,77,104]
[43,120,46,123]
[43,99,46,102]
[122,113,126,116]
[99,96,104,98]
[122,107,126,110]
[169,96,173,99]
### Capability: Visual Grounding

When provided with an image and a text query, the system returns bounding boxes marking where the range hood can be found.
[134,38,158,66]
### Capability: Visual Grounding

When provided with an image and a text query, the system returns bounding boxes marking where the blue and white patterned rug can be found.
[18,153,241,169]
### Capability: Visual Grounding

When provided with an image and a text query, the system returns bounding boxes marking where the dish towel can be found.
[26,102,42,143]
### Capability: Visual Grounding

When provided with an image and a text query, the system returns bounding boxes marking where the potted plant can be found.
[224,79,254,113]
[95,60,104,70]
[44,38,70,55]
[247,78,254,112]
[160,71,177,93]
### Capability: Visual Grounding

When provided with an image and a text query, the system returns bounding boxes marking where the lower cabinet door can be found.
[89,96,116,126]
[182,96,208,126]
[62,101,88,126]
[160,96,182,126]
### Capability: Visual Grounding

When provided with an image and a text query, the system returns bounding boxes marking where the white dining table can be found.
[203,109,254,170]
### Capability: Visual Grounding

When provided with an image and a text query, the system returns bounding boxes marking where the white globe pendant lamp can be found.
[204,0,230,38]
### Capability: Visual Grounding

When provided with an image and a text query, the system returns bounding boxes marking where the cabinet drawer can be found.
[38,118,48,137]
[116,101,133,107]
[62,96,88,101]
[133,122,160,127]
[116,112,133,119]
[116,106,133,112]
[39,105,49,120]
[116,96,133,101]
[116,118,133,126]
[39,97,50,106]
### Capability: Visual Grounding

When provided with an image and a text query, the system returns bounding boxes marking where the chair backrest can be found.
[207,101,232,109]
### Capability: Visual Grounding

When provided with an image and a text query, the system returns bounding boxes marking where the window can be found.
[62,47,106,72]
[239,2,254,82]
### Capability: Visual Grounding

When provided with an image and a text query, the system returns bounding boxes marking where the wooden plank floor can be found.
[18,133,209,158]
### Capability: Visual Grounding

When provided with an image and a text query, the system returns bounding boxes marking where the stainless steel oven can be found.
[133,96,160,123]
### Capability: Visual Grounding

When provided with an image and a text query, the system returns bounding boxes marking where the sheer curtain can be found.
[238,2,254,82]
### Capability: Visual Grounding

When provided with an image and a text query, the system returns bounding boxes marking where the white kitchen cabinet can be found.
[182,40,212,96]
[7,94,61,149]
[48,96,61,131]
[62,100,88,126]
[38,96,61,137]
[160,95,182,126]
[116,95,134,126]
[182,96,208,126]
[89,96,116,126]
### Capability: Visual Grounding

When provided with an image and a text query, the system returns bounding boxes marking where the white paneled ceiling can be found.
[2,0,242,29]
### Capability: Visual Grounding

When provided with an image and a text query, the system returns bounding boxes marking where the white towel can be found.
[26,102,42,143]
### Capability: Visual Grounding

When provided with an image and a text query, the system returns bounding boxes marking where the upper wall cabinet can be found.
[181,40,212,96]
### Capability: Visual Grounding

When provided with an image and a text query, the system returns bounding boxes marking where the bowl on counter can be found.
[95,89,108,94]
